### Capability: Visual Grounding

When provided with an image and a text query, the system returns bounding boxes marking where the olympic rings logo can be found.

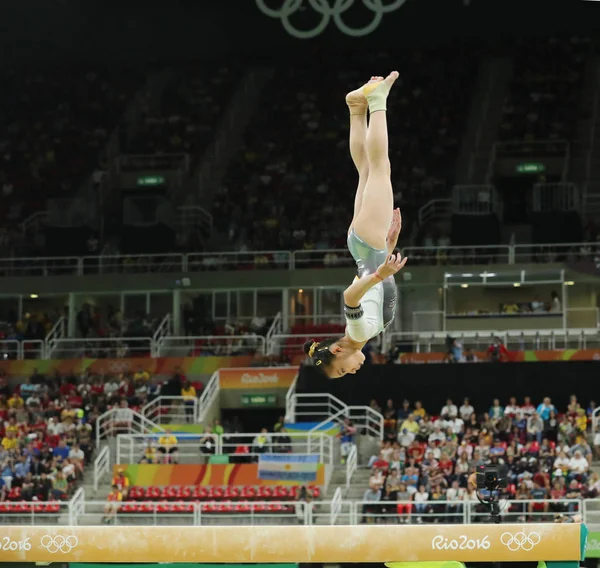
[256,0,408,39]
[40,535,79,554]
[500,532,541,552]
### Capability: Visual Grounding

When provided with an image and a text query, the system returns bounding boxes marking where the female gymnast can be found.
[303,71,407,379]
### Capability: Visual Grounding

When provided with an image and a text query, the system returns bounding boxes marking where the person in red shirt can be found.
[487,338,509,362]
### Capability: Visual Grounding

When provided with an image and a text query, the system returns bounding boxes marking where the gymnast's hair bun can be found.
[303,340,314,355]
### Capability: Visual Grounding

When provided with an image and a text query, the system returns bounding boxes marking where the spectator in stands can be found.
[180,380,197,423]
[50,471,68,500]
[252,428,271,456]
[440,399,458,420]
[487,338,509,362]
[459,398,474,421]
[537,397,557,420]
[103,484,123,524]
[339,417,357,465]
[273,427,292,453]
[113,399,133,434]
[361,484,381,524]
[112,467,130,496]
[568,450,589,482]
[157,429,179,464]
[527,412,544,443]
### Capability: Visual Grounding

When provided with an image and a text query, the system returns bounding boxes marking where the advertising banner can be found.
[218,366,299,389]
[0,523,582,563]
[113,463,325,487]
[1,355,254,377]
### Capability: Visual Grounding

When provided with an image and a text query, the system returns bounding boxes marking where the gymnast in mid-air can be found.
[304,71,407,379]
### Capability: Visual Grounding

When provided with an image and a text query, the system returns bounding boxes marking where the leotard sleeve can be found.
[344,285,382,342]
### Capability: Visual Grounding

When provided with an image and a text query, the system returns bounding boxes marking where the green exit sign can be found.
[137,175,166,186]
[241,393,277,407]
[516,162,545,174]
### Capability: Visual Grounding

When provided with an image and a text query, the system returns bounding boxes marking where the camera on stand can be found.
[475,464,508,524]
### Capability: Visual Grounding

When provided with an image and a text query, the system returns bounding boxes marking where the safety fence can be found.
[9,495,599,526]
[1,240,599,275]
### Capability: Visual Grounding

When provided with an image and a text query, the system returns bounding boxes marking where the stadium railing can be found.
[116,433,220,465]
[386,328,600,353]
[356,498,583,525]
[156,334,266,357]
[0,241,597,276]
[220,432,334,465]
[292,393,384,440]
[5,495,592,526]
[95,407,165,446]
[93,446,111,492]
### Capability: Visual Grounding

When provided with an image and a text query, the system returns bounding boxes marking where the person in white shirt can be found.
[569,451,589,475]
[504,397,521,420]
[428,427,445,445]
[303,72,407,379]
[413,485,429,522]
[553,451,571,473]
[441,399,458,419]
[459,398,474,421]
[521,397,535,417]
[448,417,465,435]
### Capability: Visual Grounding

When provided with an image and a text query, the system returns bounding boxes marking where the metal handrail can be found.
[198,371,220,424]
[93,446,111,493]
[2,240,600,273]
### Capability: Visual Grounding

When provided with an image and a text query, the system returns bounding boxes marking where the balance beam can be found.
[0,523,585,563]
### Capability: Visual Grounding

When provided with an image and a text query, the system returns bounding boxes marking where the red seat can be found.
[180,486,192,500]
[257,486,273,499]
[225,486,240,500]
[209,486,224,500]
[146,486,160,499]
[273,486,288,499]
[193,486,210,500]
[241,486,257,500]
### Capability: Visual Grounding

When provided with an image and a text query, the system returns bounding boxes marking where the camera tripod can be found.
[476,489,501,524]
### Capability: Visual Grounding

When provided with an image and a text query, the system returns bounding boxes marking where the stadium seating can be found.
[124,65,238,160]
[0,67,145,229]
[117,484,320,516]
[215,48,477,251]
[499,37,591,142]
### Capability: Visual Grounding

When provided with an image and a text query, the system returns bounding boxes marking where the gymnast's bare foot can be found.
[346,76,383,115]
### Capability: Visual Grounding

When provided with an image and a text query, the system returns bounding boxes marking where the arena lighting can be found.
[480,272,496,277]
[0,524,584,563]
[461,284,469,288]
[565,281,575,286]
[513,283,521,287]
[461,273,473,277]
[298,289,304,294]
[30,293,39,299]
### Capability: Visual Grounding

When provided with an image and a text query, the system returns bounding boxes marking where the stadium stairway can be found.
[459,56,514,185]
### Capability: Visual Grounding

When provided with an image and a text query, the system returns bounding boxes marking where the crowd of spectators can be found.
[0,68,145,247]
[124,65,238,160]
[357,394,597,523]
[499,37,591,143]
[214,48,476,252]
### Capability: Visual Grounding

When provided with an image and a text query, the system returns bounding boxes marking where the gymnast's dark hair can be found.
[302,338,340,373]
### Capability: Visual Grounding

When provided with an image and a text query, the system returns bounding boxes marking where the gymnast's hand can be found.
[376,252,407,279]
[386,208,402,253]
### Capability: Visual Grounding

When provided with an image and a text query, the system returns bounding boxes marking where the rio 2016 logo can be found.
[256,0,409,39]
[431,535,491,551]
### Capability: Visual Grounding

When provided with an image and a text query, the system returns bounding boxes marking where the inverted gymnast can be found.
[303,72,407,379]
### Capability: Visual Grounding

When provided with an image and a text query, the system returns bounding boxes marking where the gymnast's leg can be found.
[351,71,399,250]
[346,76,383,233]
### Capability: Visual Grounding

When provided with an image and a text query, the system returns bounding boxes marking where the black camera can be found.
[476,464,508,491]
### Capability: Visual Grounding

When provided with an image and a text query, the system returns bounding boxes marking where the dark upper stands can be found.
[215,48,476,251]
[0,68,145,228]
[124,65,238,159]
[499,37,592,143]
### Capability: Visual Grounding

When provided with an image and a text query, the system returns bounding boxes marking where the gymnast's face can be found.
[326,346,365,379]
